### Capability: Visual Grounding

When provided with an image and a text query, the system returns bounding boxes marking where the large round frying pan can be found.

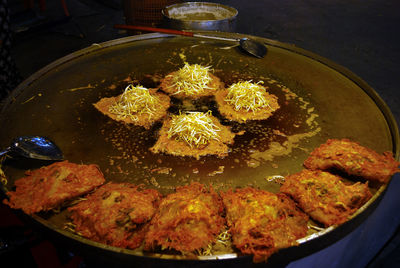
[0,33,398,267]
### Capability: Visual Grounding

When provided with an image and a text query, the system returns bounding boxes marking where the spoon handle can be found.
[114,24,194,37]
[113,24,238,42]
[192,33,238,42]
[0,147,10,158]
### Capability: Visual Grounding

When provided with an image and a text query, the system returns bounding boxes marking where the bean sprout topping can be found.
[167,111,221,148]
[109,84,159,121]
[224,81,270,112]
[167,63,215,95]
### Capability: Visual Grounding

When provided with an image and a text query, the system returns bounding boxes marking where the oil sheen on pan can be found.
[96,66,320,192]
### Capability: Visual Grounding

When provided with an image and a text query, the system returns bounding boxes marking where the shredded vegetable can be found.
[167,63,215,95]
[167,111,221,148]
[224,81,270,112]
[109,84,159,121]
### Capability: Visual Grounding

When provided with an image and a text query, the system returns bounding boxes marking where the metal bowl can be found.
[162,2,238,32]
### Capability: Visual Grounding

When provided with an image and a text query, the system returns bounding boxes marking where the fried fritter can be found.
[150,112,236,159]
[280,169,372,227]
[159,64,224,99]
[221,187,309,263]
[304,139,399,183]
[68,183,161,249]
[144,182,225,253]
[3,161,105,215]
[215,81,280,123]
[94,86,170,129]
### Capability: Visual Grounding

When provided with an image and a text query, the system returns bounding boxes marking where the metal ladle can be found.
[0,136,63,161]
[114,25,267,58]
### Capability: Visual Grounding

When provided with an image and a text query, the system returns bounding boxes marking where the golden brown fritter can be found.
[214,81,280,123]
[304,139,399,183]
[221,187,309,263]
[144,182,225,253]
[68,183,161,249]
[280,169,372,227]
[3,161,105,215]
[150,112,236,159]
[93,86,170,129]
[159,64,224,99]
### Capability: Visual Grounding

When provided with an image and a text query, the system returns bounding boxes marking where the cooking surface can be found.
[3,0,400,267]
[1,34,395,191]
[0,32,397,263]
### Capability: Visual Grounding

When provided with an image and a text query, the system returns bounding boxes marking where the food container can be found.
[162,2,238,32]
[123,0,182,27]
